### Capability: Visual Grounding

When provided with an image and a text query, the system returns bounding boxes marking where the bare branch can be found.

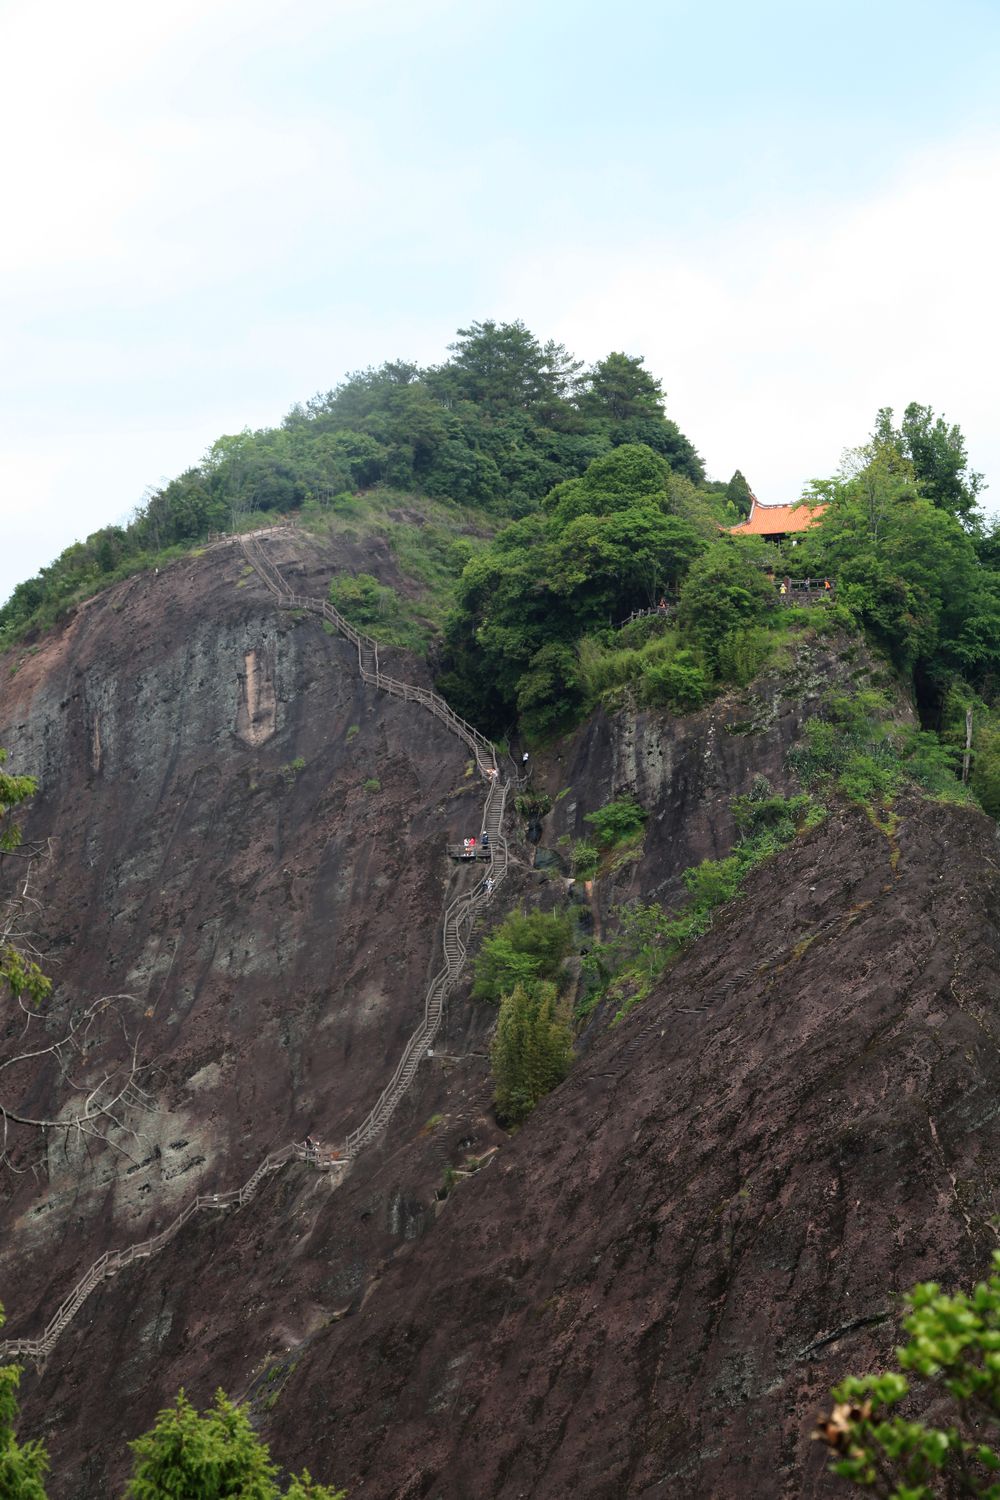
[1,840,156,1178]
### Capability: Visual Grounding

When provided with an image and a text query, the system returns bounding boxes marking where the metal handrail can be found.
[617,580,836,630]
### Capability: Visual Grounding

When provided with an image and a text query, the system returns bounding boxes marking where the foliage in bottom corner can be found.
[0,1323,346,1500]
[0,1310,49,1500]
[816,1251,1000,1499]
[126,1389,345,1499]
[490,980,573,1125]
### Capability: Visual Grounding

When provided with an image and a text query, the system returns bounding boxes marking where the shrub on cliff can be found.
[0,751,51,1008]
[816,1252,1000,1498]
[642,650,712,711]
[579,789,822,1024]
[328,572,395,628]
[490,981,573,1124]
[584,795,647,849]
[472,909,573,1004]
[788,694,976,813]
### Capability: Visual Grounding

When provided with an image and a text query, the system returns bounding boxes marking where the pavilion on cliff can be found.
[728,496,827,545]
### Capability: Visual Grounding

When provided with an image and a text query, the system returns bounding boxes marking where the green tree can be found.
[609,417,705,483]
[579,352,666,422]
[438,320,558,415]
[839,436,918,542]
[472,909,573,1004]
[444,445,706,732]
[0,1303,50,1499]
[677,540,775,669]
[126,1389,344,1499]
[725,470,754,519]
[1,751,51,1007]
[874,402,985,525]
[797,450,981,684]
[817,1252,1000,1498]
[540,338,585,415]
[490,981,573,1124]
[516,642,583,738]
[544,442,673,525]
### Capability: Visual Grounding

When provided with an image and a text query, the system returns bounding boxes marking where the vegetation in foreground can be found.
[0,1336,345,1499]
[817,1253,1000,1499]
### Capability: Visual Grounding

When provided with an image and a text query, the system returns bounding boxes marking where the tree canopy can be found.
[795,417,994,721]
[1,321,702,645]
[873,402,984,524]
[441,443,716,734]
[126,1390,344,1499]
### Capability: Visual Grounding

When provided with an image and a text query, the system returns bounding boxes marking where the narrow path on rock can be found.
[0,533,513,1366]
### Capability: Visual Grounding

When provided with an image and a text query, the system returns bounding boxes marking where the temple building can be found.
[728,496,826,545]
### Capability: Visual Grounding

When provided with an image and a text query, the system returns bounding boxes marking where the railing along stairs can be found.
[0,535,511,1367]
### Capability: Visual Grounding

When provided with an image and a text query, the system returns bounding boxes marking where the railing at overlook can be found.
[619,580,835,630]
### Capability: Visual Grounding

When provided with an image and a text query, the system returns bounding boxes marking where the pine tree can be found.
[126,1389,345,1499]
[725,469,754,518]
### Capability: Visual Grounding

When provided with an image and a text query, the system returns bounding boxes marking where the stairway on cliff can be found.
[0,533,515,1367]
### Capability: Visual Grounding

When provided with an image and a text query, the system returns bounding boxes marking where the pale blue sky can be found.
[3,0,1000,604]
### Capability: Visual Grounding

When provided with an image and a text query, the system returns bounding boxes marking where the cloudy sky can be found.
[2,0,999,604]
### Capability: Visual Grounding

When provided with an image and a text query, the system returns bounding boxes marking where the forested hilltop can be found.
[0,320,717,643]
[5,318,1000,810]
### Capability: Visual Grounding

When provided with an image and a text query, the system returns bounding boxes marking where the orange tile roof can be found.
[728,499,827,537]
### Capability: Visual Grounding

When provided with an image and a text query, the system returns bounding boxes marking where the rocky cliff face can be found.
[270,791,1000,1500]
[1,532,996,1499]
[0,534,501,1480]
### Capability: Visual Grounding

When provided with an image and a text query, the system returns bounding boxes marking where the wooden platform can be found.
[447,843,493,860]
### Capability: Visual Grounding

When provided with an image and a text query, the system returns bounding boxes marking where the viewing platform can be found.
[776,581,836,604]
[447,842,493,861]
[620,580,835,629]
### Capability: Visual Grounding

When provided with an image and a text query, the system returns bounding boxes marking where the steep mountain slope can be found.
[0,534,500,1392]
[2,526,997,1498]
[263,791,1000,1499]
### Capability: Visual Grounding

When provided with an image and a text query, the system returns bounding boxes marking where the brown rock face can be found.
[0,535,498,1477]
[269,796,1000,1500]
[2,534,996,1499]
